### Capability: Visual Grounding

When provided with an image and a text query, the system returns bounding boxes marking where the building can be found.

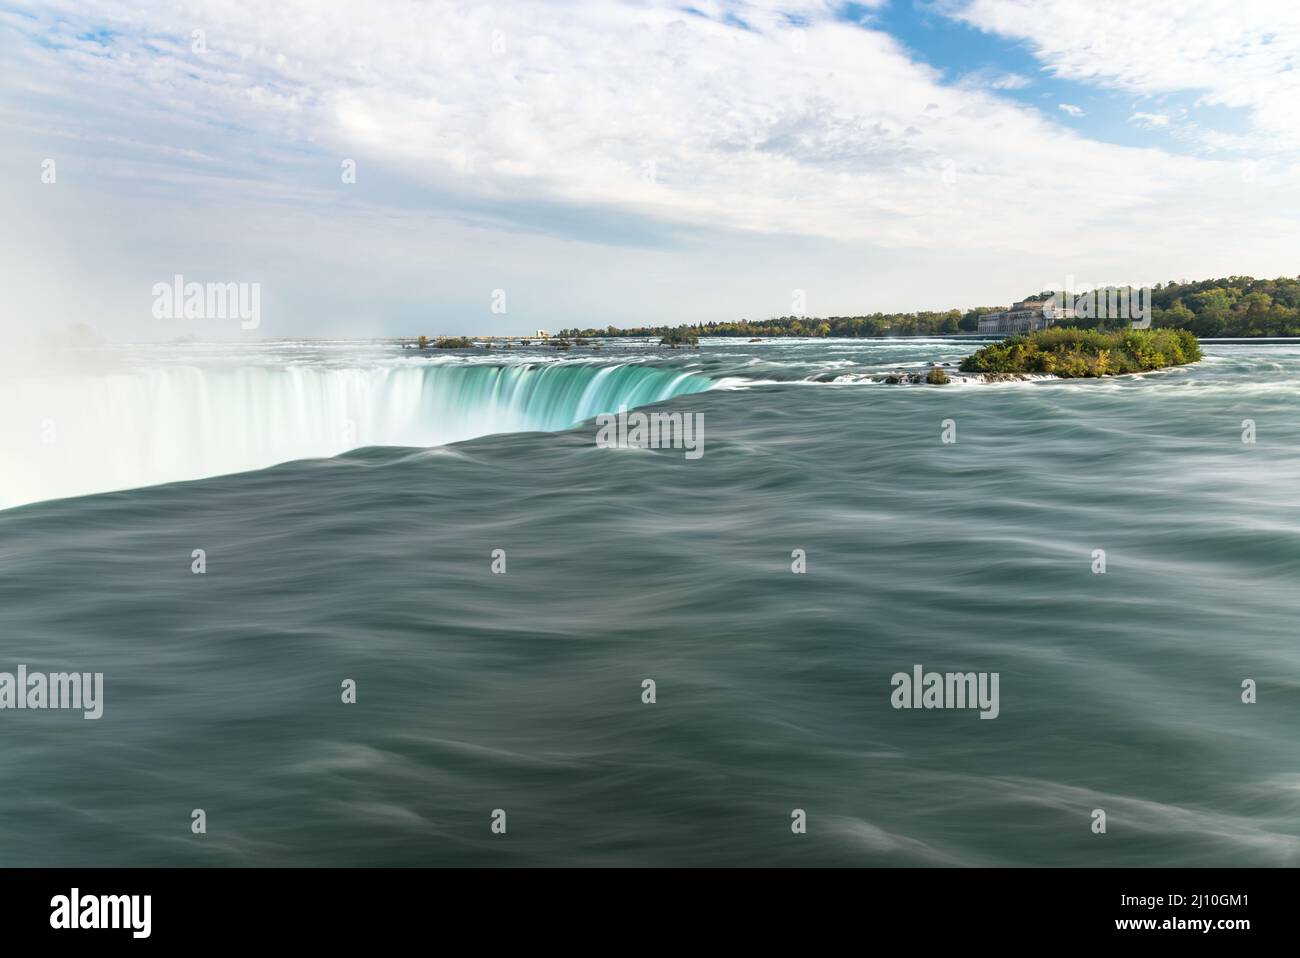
[977,298,1075,335]
[535,329,551,339]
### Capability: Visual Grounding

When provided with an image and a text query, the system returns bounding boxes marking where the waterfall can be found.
[2,360,714,509]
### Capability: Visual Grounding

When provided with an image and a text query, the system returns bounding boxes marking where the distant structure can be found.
[535,329,551,338]
[978,297,1075,335]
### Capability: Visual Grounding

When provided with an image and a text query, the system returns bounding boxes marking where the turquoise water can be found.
[2,338,1298,866]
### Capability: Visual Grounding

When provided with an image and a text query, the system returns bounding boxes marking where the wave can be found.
[2,360,713,509]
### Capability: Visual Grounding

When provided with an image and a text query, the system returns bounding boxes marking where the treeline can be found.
[557,275,1300,339]
[1142,275,1300,337]
[558,310,981,339]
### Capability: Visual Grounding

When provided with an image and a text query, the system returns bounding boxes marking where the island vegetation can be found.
[958,328,1202,377]
[556,275,1300,340]
[659,328,699,347]
[434,336,475,349]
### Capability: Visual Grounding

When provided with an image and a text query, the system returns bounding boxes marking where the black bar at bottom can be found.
[0,867,1280,944]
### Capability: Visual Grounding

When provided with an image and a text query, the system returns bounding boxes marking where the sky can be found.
[2,0,1298,340]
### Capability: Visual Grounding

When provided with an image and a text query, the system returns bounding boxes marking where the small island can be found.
[959,327,1203,378]
[660,328,699,347]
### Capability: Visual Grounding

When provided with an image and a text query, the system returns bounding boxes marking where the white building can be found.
[977,298,1075,335]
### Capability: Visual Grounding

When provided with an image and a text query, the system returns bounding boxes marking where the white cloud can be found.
[1128,112,1170,128]
[956,67,1032,90]
[1,0,1299,336]
[1058,103,1085,117]
[948,0,1300,152]
[989,73,1032,90]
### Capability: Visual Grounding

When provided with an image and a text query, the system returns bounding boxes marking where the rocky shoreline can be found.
[806,364,1053,385]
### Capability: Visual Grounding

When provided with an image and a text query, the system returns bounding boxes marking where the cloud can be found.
[946,0,1300,152]
[1128,112,1170,129]
[989,72,1032,90]
[0,0,1257,244]
[1058,103,1085,117]
[2,0,1299,336]
[956,67,1032,91]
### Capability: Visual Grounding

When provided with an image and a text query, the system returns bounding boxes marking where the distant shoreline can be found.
[408,333,1300,346]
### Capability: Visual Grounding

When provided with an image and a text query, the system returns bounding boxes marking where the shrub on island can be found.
[435,337,475,348]
[926,366,951,384]
[659,328,699,347]
[959,327,1202,377]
